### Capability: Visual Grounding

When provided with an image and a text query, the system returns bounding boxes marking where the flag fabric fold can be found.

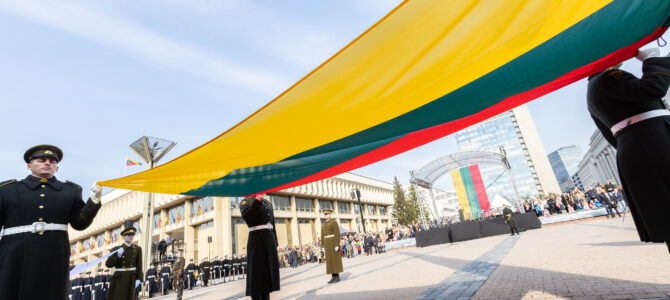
[99,0,670,197]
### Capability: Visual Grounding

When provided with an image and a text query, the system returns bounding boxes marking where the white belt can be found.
[94,283,103,286]
[611,109,670,137]
[1,222,68,236]
[249,223,273,231]
[72,287,82,290]
[325,234,335,238]
[148,275,156,278]
[187,270,194,273]
[115,267,136,272]
[84,285,92,288]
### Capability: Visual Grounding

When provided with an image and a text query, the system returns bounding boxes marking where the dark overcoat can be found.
[320,219,343,274]
[145,267,158,293]
[587,56,670,246]
[185,263,197,288]
[240,198,280,296]
[0,175,101,300]
[172,257,185,289]
[502,207,517,229]
[105,244,143,300]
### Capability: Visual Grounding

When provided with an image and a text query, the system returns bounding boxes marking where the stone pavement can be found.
[147,217,670,300]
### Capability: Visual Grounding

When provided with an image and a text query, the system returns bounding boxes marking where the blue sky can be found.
[0,0,660,195]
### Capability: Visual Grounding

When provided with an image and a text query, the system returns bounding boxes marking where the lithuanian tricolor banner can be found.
[451,165,490,219]
[99,1,670,196]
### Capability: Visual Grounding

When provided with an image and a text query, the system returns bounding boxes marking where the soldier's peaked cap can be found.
[24,144,63,163]
[323,209,333,214]
[121,220,137,236]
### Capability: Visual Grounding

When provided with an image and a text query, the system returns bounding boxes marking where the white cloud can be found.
[0,0,289,97]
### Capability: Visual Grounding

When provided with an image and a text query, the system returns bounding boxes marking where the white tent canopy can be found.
[490,194,511,208]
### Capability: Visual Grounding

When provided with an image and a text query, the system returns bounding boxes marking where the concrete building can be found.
[454,104,561,200]
[548,146,583,192]
[68,173,393,265]
[415,187,459,219]
[575,130,620,189]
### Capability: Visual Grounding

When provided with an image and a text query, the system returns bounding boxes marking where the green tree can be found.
[405,184,422,224]
[392,177,409,225]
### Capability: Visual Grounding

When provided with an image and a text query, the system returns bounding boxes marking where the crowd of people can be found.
[523,180,628,219]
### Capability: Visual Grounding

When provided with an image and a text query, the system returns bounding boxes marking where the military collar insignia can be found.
[22,175,63,190]
[240,200,247,206]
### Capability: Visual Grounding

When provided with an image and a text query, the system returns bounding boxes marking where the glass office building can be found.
[454,105,560,202]
[548,146,583,192]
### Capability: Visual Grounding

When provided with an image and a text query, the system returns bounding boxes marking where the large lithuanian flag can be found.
[100,1,670,196]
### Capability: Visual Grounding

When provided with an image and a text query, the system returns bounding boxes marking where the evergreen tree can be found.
[406,184,421,224]
[392,177,409,225]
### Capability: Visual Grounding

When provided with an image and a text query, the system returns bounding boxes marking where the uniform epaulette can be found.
[0,179,17,188]
[66,180,82,190]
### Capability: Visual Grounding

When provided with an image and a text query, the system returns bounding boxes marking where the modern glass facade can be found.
[548,146,583,192]
[454,110,543,201]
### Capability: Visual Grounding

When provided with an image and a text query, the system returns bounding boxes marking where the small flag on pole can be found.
[126,158,142,166]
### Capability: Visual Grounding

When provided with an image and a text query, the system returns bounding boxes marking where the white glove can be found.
[90,184,102,204]
[135,280,141,288]
[117,248,124,257]
[334,247,339,251]
[636,48,660,61]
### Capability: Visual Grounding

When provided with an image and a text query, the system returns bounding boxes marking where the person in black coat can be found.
[240,196,280,300]
[71,274,84,300]
[199,258,211,286]
[94,269,107,300]
[159,262,171,295]
[596,187,622,218]
[185,259,197,289]
[82,271,94,300]
[222,255,231,282]
[587,49,670,252]
[145,264,159,297]
[0,145,102,300]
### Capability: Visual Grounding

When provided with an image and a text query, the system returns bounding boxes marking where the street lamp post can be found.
[350,188,366,233]
[128,136,176,297]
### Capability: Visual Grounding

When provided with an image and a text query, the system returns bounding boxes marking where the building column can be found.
[213,197,232,257]
[290,196,299,246]
[184,200,195,262]
[314,198,322,240]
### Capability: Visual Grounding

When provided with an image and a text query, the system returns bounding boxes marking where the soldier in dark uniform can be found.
[172,249,185,300]
[321,209,343,284]
[94,269,107,300]
[241,254,247,278]
[82,271,94,300]
[222,255,231,283]
[211,256,220,284]
[103,270,111,299]
[198,257,211,286]
[71,274,84,300]
[185,259,197,289]
[0,145,102,300]
[232,255,241,280]
[145,263,158,297]
[587,48,670,252]
[502,204,519,235]
[105,221,143,300]
[159,262,171,295]
[240,195,280,300]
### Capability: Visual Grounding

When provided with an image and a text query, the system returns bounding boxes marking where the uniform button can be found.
[41,185,46,188]
[39,205,44,209]
[39,232,44,235]
[38,218,44,221]
[40,194,45,197]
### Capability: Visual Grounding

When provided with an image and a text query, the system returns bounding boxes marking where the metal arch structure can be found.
[410,149,521,220]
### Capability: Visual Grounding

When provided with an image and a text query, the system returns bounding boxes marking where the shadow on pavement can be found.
[579,241,655,247]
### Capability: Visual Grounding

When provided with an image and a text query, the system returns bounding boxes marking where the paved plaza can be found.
[149,217,670,300]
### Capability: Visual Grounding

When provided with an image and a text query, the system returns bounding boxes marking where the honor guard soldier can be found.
[159,262,171,295]
[502,204,519,235]
[240,196,280,300]
[105,221,143,300]
[0,145,102,300]
[94,269,107,300]
[199,257,211,286]
[172,249,186,300]
[241,254,247,279]
[232,255,241,280]
[587,48,670,252]
[222,255,231,283]
[185,259,197,289]
[103,270,111,299]
[71,274,85,300]
[211,256,220,284]
[145,264,158,298]
[320,209,343,284]
[82,271,94,300]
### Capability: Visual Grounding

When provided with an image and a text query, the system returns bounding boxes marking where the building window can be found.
[269,195,290,211]
[94,233,105,250]
[379,206,387,216]
[230,197,243,209]
[354,203,361,214]
[199,221,213,229]
[83,239,91,251]
[296,198,314,212]
[169,205,185,225]
[337,202,350,213]
[231,218,245,254]
[154,214,164,229]
[318,200,333,212]
[192,197,214,217]
[71,243,78,255]
[367,205,376,215]
[298,219,311,224]
[111,226,122,244]
[132,220,142,235]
